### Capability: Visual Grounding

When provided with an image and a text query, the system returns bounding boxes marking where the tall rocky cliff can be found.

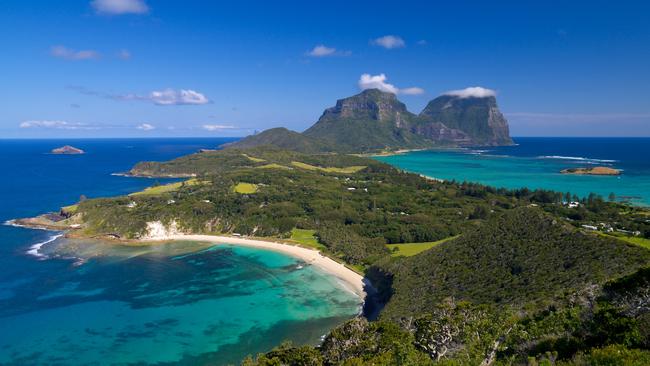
[416,94,513,146]
[303,89,433,151]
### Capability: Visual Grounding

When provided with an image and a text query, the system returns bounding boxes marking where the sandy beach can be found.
[142,234,368,299]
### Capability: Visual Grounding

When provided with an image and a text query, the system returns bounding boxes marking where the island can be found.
[15,89,650,365]
[51,145,85,154]
[561,166,621,175]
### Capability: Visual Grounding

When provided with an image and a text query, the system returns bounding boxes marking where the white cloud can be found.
[69,86,210,106]
[359,74,399,94]
[136,123,155,131]
[358,74,424,95]
[91,0,149,15]
[307,45,336,57]
[443,86,496,98]
[19,120,95,130]
[50,45,100,60]
[202,124,236,131]
[306,45,350,57]
[372,35,405,49]
[148,89,209,105]
[117,49,131,59]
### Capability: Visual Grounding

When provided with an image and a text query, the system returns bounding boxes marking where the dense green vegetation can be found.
[246,269,650,365]
[244,217,650,365]
[224,127,337,154]
[54,145,650,365]
[379,208,650,318]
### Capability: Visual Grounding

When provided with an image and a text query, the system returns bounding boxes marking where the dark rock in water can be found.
[51,145,85,154]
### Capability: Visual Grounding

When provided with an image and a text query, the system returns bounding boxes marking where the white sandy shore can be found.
[143,234,368,299]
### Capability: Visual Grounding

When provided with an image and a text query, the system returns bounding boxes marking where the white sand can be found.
[143,234,367,299]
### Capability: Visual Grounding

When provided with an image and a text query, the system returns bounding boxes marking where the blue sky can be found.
[1,0,650,138]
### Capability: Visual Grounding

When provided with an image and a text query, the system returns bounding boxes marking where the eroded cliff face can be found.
[486,105,512,145]
[417,95,513,146]
[320,88,410,122]
[408,121,471,144]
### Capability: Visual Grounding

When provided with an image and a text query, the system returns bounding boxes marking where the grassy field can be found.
[604,233,650,250]
[61,204,78,214]
[386,235,460,257]
[289,228,326,250]
[130,178,206,197]
[290,161,366,174]
[242,154,265,163]
[234,182,258,194]
[256,163,291,170]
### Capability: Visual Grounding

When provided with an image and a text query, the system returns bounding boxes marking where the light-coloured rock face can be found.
[142,220,182,239]
[418,95,513,146]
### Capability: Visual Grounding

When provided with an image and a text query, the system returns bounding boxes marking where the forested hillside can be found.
[380,208,650,318]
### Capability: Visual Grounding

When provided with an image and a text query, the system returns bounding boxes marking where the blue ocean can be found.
[376,137,650,206]
[0,139,361,365]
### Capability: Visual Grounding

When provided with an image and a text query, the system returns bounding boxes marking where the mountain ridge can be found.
[226,88,513,153]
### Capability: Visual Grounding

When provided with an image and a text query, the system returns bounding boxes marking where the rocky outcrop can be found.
[303,89,433,152]
[561,167,621,175]
[416,95,513,146]
[51,145,85,154]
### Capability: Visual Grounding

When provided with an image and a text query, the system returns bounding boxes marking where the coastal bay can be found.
[0,139,361,365]
[142,234,367,298]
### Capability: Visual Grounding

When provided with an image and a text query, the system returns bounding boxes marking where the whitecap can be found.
[537,155,618,164]
[26,234,63,259]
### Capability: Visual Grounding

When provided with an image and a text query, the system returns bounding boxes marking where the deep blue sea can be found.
[0,139,361,365]
[376,137,650,206]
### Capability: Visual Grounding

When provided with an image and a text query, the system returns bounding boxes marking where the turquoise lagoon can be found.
[376,137,650,206]
[0,241,360,365]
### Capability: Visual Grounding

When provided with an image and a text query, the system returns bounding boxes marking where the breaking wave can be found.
[26,234,63,259]
[537,155,618,164]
